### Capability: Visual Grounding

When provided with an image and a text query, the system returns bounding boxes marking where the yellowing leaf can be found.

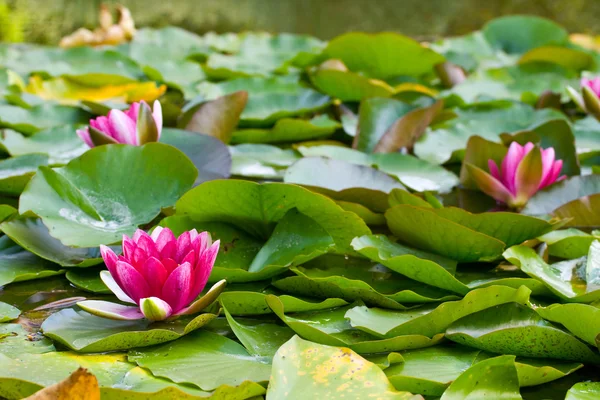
[26,76,166,104]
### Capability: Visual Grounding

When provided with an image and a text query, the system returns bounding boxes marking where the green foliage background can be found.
[3,0,600,44]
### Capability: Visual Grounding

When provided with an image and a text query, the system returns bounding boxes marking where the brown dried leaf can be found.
[24,368,100,400]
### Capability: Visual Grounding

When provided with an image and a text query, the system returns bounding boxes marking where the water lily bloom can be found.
[77,227,225,322]
[76,100,163,147]
[466,142,565,209]
[567,78,600,120]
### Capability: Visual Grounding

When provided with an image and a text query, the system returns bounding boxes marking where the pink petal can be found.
[539,147,556,187]
[162,258,178,274]
[501,142,525,195]
[125,102,141,122]
[523,142,535,154]
[152,100,163,138]
[76,128,94,148]
[115,261,151,304]
[142,257,168,295]
[77,300,144,320]
[514,146,543,203]
[150,226,164,241]
[488,159,501,180]
[136,234,159,259]
[108,109,137,144]
[540,160,564,189]
[176,231,192,262]
[122,235,136,259]
[153,227,176,253]
[99,270,135,304]
[162,262,193,312]
[100,245,118,278]
[133,229,149,242]
[188,240,219,304]
[131,247,147,272]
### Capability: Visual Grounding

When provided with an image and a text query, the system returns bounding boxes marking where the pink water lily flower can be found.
[567,78,600,121]
[78,227,225,322]
[77,100,163,147]
[466,142,565,209]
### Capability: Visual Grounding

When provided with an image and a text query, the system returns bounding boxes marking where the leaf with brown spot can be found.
[374,100,444,153]
[25,368,100,400]
[180,91,248,144]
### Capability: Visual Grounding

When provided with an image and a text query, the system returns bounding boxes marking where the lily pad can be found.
[345,285,532,338]
[522,175,600,216]
[0,153,48,196]
[229,144,299,180]
[0,236,64,286]
[159,128,232,184]
[175,180,370,254]
[65,269,110,294]
[219,291,348,316]
[1,217,106,267]
[0,301,19,322]
[446,303,600,363]
[19,143,197,247]
[566,382,600,400]
[194,77,330,126]
[41,308,217,353]
[266,335,419,399]
[128,329,272,391]
[0,126,88,164]
[0,104,91,135]
[231,115,340,144]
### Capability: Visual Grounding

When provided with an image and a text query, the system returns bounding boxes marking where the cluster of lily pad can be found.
[2,13,600,399]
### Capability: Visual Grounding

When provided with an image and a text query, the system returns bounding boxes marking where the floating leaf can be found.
[446,303,600,363]
[176,180,370,254]
[0,104,91,135]
[19,144,197,247]
[129,330,272,391]
[0,301,19,322]
[231,115,340,144]
[266,336,420,399]
[41,308,217,353]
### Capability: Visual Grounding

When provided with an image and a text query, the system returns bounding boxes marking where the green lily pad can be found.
[385,346,481,396]
[515,357,583,387]
[440,355,522,400]
[537,229,598,259]
[285,157,406,194]
[219,291,348,316]
[345,285,532,338]
[352,234,467,294]
[229,144,299,180]
[1,217,106,267]
[223,306,294,358]
[65,269,110,294]
[231,115,340,144]
[535,303,600,346]
[504,245,600,302]
[455,264,553,296]
[266,335,419,399]
[446,303,600,363]
[566,382,600,400]
[0,301,19,322]
[249,208,334,273]
[273,255,460,309]
[0,153,48,196]
[482,15,568,54]
[0,104,91,135]
[175,180,370,254]
[19,143,197,247]
[266,295,444,354]
[414,101,566,164]
[194,77,330,126]
[309,69,395,101]
[0,324,55,357]
[0,126,88,164]
[159,128,231,184]
[552,194,600,228]
[297,145,459,193]
[102,366,267,400]
[41,308,217,353]
[0,236,64,286]
[386,205,551,262]
[522,175,600,216]
[129,329,272,391]
[519,46,594,72]
[354,98,415,152]
[322,32,444,79]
